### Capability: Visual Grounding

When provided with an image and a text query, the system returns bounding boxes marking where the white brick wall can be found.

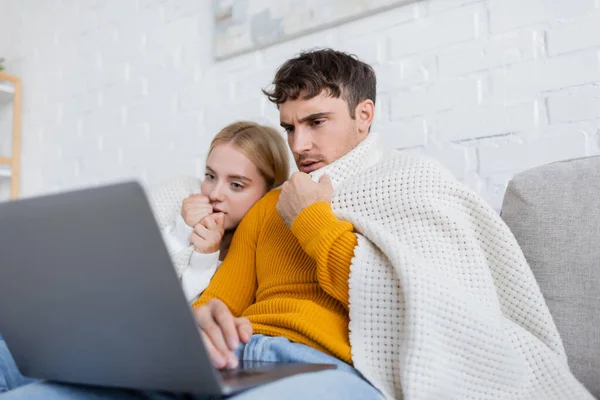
[1,0,600,210]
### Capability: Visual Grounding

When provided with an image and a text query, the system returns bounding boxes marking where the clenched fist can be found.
[276,172,333,228]
[181,194,213,227]
[189,213,225,254]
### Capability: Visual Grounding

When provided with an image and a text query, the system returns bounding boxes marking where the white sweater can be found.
[146,176,221,304]
[161,214,221,303]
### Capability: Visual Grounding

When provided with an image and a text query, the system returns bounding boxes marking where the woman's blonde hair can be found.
[208,121,290,189]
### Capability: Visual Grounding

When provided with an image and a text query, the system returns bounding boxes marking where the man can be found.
[2,49,591,399]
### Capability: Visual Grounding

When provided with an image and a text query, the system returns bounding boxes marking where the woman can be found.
[0,120,290,394]
[156,120,290,302]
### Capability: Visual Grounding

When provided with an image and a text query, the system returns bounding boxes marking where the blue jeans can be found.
[0,334,382,399]
[0,332,36,393]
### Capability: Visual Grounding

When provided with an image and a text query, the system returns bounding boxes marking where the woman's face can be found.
[201,143,269,231]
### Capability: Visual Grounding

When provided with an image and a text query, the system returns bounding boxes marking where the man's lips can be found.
[299,161,323,173]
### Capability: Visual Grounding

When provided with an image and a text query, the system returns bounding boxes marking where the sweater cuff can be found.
[190,250,220,271]
[291,202,351,259]
[174,214,194,245]
[161,214,194,255]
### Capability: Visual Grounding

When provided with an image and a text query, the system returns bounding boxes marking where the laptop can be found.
[0,181,335,395]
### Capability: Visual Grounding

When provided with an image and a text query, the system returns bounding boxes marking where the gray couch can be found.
[500,155,600,398]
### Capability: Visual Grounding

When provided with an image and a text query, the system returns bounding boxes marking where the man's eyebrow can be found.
[280,112,332,127]
[299,112,332,123]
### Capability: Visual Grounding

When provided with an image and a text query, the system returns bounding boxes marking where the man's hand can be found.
[276,172,333,227]
[189,213,225,254]
[181,194,213,227]
[193,299,253,369]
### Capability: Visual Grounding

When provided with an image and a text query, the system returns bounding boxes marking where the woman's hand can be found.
[190,213,225,254]
[181,194,213,227]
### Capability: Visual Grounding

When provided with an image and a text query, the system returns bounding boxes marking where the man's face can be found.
[279,91,372,173]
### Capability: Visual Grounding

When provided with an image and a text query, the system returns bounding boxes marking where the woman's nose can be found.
[208,183,225,202]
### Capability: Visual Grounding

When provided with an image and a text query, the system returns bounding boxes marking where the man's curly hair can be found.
[262,48,377,118]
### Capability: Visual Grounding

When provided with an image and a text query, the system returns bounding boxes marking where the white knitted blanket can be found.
[309,133,593,399]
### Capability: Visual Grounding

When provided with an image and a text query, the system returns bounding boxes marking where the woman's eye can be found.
[231,182,244,190]
[205,173,215,181]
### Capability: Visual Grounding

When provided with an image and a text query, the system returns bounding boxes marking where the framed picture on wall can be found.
[214,0,416,60]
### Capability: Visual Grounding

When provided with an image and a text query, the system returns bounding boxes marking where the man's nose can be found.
[291,128,313,155]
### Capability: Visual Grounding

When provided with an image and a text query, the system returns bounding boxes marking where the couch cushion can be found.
[500,155,600,397]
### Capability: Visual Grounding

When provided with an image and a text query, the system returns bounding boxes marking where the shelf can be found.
[0,72,21,199]
[0,81,14,104]
[0,164,11,178]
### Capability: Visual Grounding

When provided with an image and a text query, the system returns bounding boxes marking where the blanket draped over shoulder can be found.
[309,133,592,400]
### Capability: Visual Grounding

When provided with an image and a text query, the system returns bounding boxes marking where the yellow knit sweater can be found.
[192,189,357,364]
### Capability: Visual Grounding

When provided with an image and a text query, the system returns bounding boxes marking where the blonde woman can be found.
[157,121,290,302]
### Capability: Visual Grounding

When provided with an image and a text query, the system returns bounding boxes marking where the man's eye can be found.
[284,126,294,134]
[312,119,325,126]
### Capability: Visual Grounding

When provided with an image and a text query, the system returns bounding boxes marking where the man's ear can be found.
[355,99,375,135]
